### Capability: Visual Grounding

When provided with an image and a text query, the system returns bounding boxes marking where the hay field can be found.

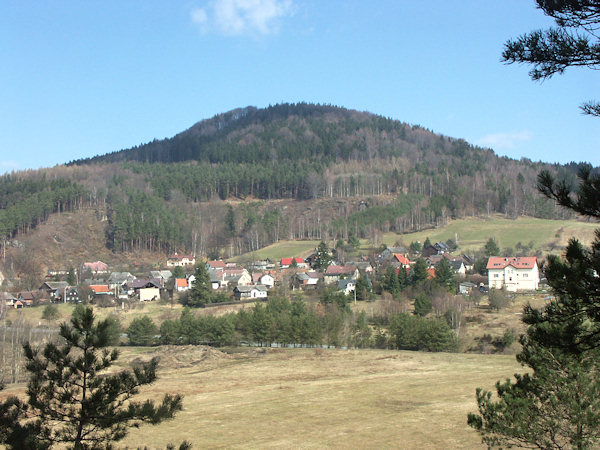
[383,215,597,253]
[115,346,519,449]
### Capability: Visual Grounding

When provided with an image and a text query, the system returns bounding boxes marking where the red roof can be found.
[393,254,411,265]
[175,278,188,288]
[281,257,303,266]
[90,285,110,294]
[427,268,436,279]
[486,257,537,270]
[207,260,226,268]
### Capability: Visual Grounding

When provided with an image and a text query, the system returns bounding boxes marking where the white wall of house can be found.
[139,287,160,301]
[488,265,539,292]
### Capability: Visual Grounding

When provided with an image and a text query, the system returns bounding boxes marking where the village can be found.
[0,239,541,310]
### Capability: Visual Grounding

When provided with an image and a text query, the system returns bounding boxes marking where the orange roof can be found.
[175,278,188,288]
[486,257,537,270]
[427,268,436,279]
[89,285,110,294]
[393,253,411,265]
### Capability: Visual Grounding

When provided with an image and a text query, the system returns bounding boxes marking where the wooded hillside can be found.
[0,103,590,266]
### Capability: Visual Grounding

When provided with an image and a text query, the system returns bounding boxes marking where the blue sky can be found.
[1,0,599,174]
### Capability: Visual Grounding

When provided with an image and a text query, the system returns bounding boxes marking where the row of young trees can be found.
[126,296,459,352]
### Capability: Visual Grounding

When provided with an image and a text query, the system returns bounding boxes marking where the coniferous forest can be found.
[0,103,589,258]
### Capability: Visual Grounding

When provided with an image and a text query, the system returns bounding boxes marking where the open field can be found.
[1,297,545,448]
[230,216,596,263]
[382,215,597,254]
[118,347,520,448]
[230,239,321,262]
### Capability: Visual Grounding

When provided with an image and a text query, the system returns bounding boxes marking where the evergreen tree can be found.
[313,241,333,270]
[468,167,600,447]
[127,316,159,346]
[0,306,182,449]
[186,264,212,307]
[383,266,400,295]
[434,258,455,292]
[354,276,370,301]
[66,267,76,286]
[410,258,429,285]
[483,238,500,257]
[172,266,185,279]
[503,0,600,116]
[413,293,432,317]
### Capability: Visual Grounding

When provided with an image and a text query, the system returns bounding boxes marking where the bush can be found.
[488,288,510,311]
[388,313,458,352]
[127,316,158,346]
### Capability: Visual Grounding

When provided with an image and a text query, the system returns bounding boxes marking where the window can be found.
[523,273,528,278]
[494,274,499,278]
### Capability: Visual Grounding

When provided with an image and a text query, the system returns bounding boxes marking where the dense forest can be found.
[0,103,590,260]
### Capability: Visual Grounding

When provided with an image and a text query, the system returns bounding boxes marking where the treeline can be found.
[128,161,322,201]
[0,175,85,238]
[128,297,458,352]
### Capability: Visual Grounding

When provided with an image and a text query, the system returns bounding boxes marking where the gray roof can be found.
[450,260,465,270]
[338,279,355,289]
[44,281,69,290]
[235,284,267,293]
[150,270,172,280]
[208,270,222,283]
[108,272,134,283]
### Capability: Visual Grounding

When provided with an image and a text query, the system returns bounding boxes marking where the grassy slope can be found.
[117,346,517,449]
[230,216,597,262]
[230,239,321,262]
[383,215,598,253]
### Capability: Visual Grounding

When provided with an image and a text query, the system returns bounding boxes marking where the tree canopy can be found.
[468,164,600,447]
[503,0,600,115]
[0,306,182,449]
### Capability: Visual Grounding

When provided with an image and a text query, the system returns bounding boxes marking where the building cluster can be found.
[0,242,541,310]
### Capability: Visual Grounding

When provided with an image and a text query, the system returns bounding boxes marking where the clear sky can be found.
[1,0,599,174]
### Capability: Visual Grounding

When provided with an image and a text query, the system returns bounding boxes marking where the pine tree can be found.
[483,238,500,257]
[434,258,455,291]
[313,241,332,270]
[410,258,429,285]
[468,167,600,447]
[187,264,212,307]
[502,0,600,116]
[413,293,432,317]
[0,306,182,449]
[127,316,159,346]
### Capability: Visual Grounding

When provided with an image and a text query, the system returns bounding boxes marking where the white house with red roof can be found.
[487,257,539,292]
[83,261,109,274]
[175,278,189,292]
[280,257,307,269]
[393,253,411,267]
[166,253,195,267]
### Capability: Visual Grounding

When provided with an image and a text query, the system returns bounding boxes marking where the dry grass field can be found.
[112,346,519,449]
[383,215,597,254]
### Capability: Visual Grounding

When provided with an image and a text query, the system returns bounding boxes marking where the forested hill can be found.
[72,104,403,165]
[0,103,589,273]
